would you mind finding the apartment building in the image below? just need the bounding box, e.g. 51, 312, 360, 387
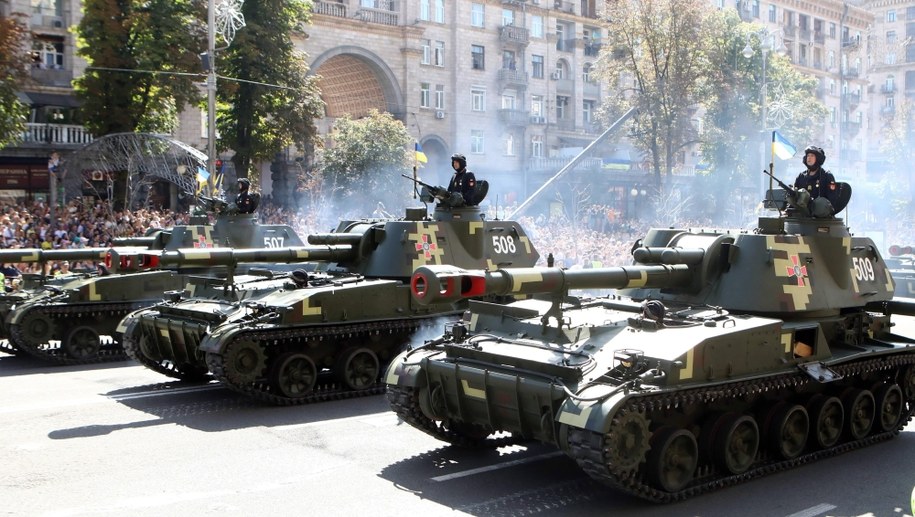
3, 0, 913, 213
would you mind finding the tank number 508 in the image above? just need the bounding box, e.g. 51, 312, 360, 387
852, 256, 875, 282
492, 236, 517, 254
264, 237, 285, 248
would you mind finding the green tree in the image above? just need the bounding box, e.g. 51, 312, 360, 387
0, 12, 30, 148
217, 0, 324, 178
598, 0, 713, 191
318, 109, 412, 207
700, 10, 826, 191
74, 0, 205, 135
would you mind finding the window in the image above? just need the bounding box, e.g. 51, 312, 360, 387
531, 15, 543, 38
829, 23, 836, 39
553, 62, 565, 79
471, 87, 486, 111
887, 51, 897, 65
556, 96, 569, 119
828, 50, 835, 68
751, 0, 759, 18
31, 0, 61, 16
505, 134, 514, 156
435, 85, 444, 109
531, 55, 544, 78
420, 83, 431, 108
887, 96, 896, 108
887, 76, 896, 91
906, 70, 915, 89
501, 94, 516, 110
471, 3, 484, 28
434, 0, 444, 23
531, 96, 543, 118
471, 130, 484, 154
830, 107, 836, 124
583, 62, 593, 83
768, 5, 776, 23
828, 79, 835, 95
32, 39, 63, 69
421, 39, 431, 65
888, 31, 897, 45
502, 50, 516, 70
583, 100, 595, 123
419, 0, 429, 21
531, 135, 543, 158
888, 10, 897, 23
501, 9, 513, 26
471, 45, 485, 70
434, 41, 445, 67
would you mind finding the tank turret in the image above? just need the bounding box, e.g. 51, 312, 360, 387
118, 201, 540, 405
886, 245, 915, 298
2, 197, 307, 366
385, 182, 915, 502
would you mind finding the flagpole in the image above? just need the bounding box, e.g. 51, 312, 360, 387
769, 131, 776, 192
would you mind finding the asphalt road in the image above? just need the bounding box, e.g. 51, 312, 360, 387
1, 351, 914, 517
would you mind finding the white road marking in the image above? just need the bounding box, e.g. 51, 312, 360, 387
785, 503, 838, 517
431, 451, 566, 482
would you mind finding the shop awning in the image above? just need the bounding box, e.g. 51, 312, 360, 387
16, 91, 81, 108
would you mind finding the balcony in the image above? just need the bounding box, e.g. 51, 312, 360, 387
881, 106, 896, 117
844, 67, 859, 78
842, 37, 860, 49
354, 6, 397, 26
30, 14, 66, 30
842, 121, 861, 134
500, 25, 529, 46
528, 157, 602, 172
583, 80, 599, 97
314, 0, 347, 17
798, 28, 812, 42
19, 123, 94, 147
498, 68, 528, 89
497, 109, 530, 127
881, 84, 897, 94
584, 42, 602, 57
814, 32, 825, 45
842, 92, 861, 106
556, 38, 576, 53
30, 67, 73, 88
783, 25, 797, 38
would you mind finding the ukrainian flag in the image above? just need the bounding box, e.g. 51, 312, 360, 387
772, 131, 797, 160
415, 142, 428, 164
196, 166, 210, 194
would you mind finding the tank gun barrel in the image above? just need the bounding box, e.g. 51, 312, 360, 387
411, 264, 693, 304
307, 233, 364, 247
0, 247, 118, 264
139, 245, 355, 269
632, 247, 706, 265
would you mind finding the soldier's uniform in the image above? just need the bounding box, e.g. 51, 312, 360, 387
447, 153, 477, 206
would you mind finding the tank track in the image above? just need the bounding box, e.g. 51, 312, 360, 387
122, 333, 210, 381
8, 303, 140, 365
206, 318, 444, 406
387, 385, 525, 448
566, 354, 915, 503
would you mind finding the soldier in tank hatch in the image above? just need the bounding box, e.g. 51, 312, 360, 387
447, 153, 477, 206
235, 178, 256, 214
794, 145, 838, 208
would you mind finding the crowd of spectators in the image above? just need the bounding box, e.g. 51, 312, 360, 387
0, 196, 913, 287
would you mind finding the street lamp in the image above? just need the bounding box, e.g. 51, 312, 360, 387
742, 29, 786, 194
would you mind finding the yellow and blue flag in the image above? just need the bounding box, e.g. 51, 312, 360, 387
772, 131, 797, 160
196, 166, 210, 194
415, 142, 428, 164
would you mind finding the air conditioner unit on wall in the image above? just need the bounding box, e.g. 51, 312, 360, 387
550, 72, 561, 80
435, 111, 445, 119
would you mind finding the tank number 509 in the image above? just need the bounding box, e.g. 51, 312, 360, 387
264, 237, 285, 248
852, 256, 875, 282
492, 236, 517, 254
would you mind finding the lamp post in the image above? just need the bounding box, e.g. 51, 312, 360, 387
743, 29, 785, 195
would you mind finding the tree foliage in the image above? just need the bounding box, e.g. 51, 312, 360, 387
217, 0, 324, 178
0, 11, 31, 148
318, 109, 412, 207
74, 0, 205, 135
598, 0, 713, 190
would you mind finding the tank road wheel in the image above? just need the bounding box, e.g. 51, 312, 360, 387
334, 347, 380, 391
645, 427, 698, 493
873, 384, 904, 432
63, 326, 101, 360
842, 388, 875, 440
807, 395, 843, 449
900, 366, 915, 405
713, 413, 759, 475
269, 352, 317, 399
18, 310, 56, 346
223, 340, 267, 385
766, 403, 809, 460
606, 409, 652, 474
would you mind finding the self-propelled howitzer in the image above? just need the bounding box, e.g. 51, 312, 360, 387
3, 208, 306, 365
385, 185, 915, 502
118, 204, 540, 405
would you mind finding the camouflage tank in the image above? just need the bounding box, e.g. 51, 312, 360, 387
3, 199, 305, 365
385, 180, 915, 502
118, 194, 540, 405
887, 244, 915, 297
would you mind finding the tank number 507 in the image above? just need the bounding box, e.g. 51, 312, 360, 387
852, 256, 875, 282
491, 236, 517, 254
264, 237, 285, 248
